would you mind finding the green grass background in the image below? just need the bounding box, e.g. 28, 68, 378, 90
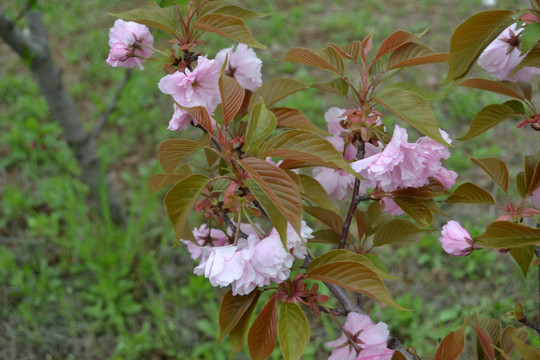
1, 0, 539, 359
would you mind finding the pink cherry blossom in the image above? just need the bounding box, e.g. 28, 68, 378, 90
194, 244, 245, 287
326, 312, 394, 360
439, 220, 476, 256
530, 187, 540, 209
325, 107, 348, 137
478, 23, 540, 82
158, 56, 221, 115
180, 225, 228, 261
313, 167, 356, 201
167, 104, 193, 131
216, 44, 263, 91
106, 19, 154, 70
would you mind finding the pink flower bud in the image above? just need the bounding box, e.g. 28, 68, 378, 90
106, 19, 154, 70
439, 220, 475, 256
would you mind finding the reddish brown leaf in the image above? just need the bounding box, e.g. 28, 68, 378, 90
193, 13, 265, 49
389, 53, 448, 69
476, 221, 540, 248
354, 209, 366, 240
228, 291, 261, 354
148, 172, 190, 193
376, 30, 418, 59
284, 47, 340, 74
392, 351, 408, 360
248, 295, 278, 360
471, 157, 509, 193
434, 319, 467, 360
392, 196, 434, 227
271, 107, 327, 135
219, 290, 260, 341
182, 105, 214, 135
304, 206, 344, 236
475, 325, 496, 360
344, 40, 362, 60
527, 159, 540, 195
159, 139, 208, 173
460, 78, 524, 100
251, 78, 309, 109
446, 182, 495, 205
501, 326, 529, 356
219, 72, 244, 126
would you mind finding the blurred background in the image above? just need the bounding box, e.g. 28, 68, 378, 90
1, 0, 538, 359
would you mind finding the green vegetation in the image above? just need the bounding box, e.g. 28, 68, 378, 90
1, 0, 536, 359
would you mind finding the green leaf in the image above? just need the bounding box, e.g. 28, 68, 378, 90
476, 221, 540, 248
271, 107, 328, 135
312, 77, 350, 97
278, 302, 310, 360
365, 201, 393, 236
434, 319, 467, 360
251, 78, 309, 109
521, 22, 540, 54
524, 154, 540, 195
244, 102, 277, 154
392, 196, 434, 227
148, 171, 191, 193
471, 157, 509, 193
238, 158, 302, 237
260, 130, 360, 178
219, 290, 260, 341
248, 295, 278, 360
503, 99, 526, 114
459, 104, 515, 141
310, 229, 341, 245
164, 174, 211, 240
386, 82, 444, 100
307, 261, 405, 310
229, 290, 261, 355
445, 10, 516, 82
298, 175, 338, 212
527, 157, 540, 195
446, 182, 495, 205
110, 4, 176, 34
510, 245, 534, 277
459, 78, 524, 100
194, 13, 265, 49
512, 333, 540, 359
219, 72, 244, 126
373, 88, 449, 145
373, 219, 426, 247
284, 47, 341, 75
159, 139, 208, 173
517, 171, 527, 198
376, 30, 418, 59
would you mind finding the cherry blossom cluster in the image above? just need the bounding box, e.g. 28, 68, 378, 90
158, 44, 262, 131
326, 312, 394, 360
181, 222, 312, 296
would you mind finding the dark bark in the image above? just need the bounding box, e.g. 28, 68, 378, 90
0, 10, 125, 225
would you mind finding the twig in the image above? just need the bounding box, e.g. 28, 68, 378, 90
519, 317, 540, 337
92, 68, 133, 138
388, 337, 422, 360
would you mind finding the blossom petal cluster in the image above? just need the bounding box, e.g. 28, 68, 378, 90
352, 125, 457, 192
326, 312, 394, 360
439, 220, 475, 256
184, 222, 312, 295
106, 19, 154, 70
216, 44, 263, 91
478, 23, 540, 82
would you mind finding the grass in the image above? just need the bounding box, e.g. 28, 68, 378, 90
1, 0, 538, 359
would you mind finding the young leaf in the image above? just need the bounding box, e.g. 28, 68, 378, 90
219, 290, 260, 341
474, 325, 496, 360
512, 333, 540, 359
248, 295, 278, 360
271, 107, 328, 135
386, 82, 445, 100
446, 182, 495, 205
459, 104, 516, 141
306, 261, 406, 310
110, 4, 176, 34
229, 290, 261, 355
354, 209, 366, 240
219, 72, 244, 126
392, 196, 434, 227
312, 77, 350, 97
373, 219, 426, 247
520, 22, 540, 54
365, 201, 393, 236
238, 157, 302, 235
326, 46, 345, 75
389, 53, 448, 69
298, 175, 338, 212
164, 174, 211, 240
193, 13, 265, 49
148, 172, 191, 193
260, 130, 360, 178
392, 351, 408, 360
376, 30, 418, 59
244, 102, 277, 154
517, 171, 527, 198
373, 88, 449, 145
284, 48, 340, 75
310, 229, 341, 245
471, 157, 509, 193
344, 40, 362, 60
304, 206, 344, 236
501, 326, 529, 356
524, 154, 540, 194
445, 10, 516, 82
459, 78, 524, 100
527, 158, 540, 195
474, 314, 502, 352
434, 318, 467, 360
214, 5, 265, 20
182, 105, 214, 135
476, 221, 540, 248
387, 42, 435, 68
510, 245, 534, 277
278, 302, 310, 360
159, 139, 209, 173
251, 78, 309, 109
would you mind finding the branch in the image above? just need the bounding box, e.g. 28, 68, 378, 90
0, 10, 43, 58
388, 337, 422, 360
92, 68, 133, 138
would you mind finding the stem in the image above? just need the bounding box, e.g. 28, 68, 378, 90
519, 317, 540, 337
